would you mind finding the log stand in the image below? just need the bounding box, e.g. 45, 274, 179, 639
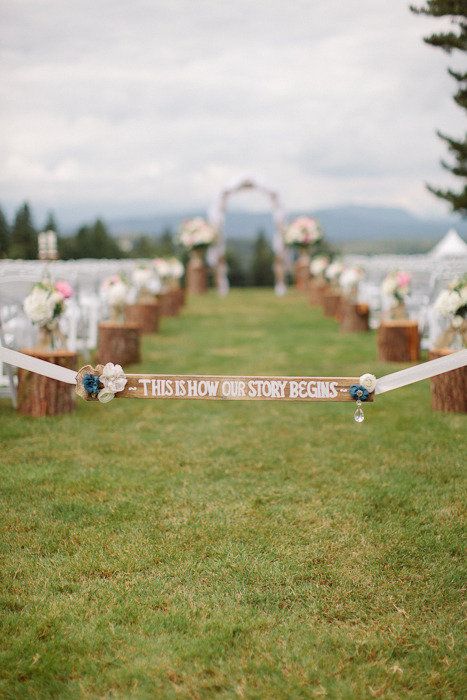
17, 349, 77, 416
125, 301, 160, 334
323, 291, 342, 320
340, 301, 370, 333
377, 320, 420, 362
429, 348, 467, 413
97, 322, 141, 366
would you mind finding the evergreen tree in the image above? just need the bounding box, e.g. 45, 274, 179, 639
250, 230, 274, 287
411, 1, 467, 214
43, 211, 59, 232
225, 248, 247, 287
0, 206, 10, 258
91, 218, 122, 258
158, 228, 175, 256
9, 202, 38, 259
132, 235, 158, 258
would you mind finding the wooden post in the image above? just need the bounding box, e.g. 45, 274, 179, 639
309, 279, 329, 306
186, 249, 207, 294
294, 251, 310, 292
377, 320, 420, 362
97, 322, 141, 366
340, 301, 370, 333
323, 290, 342, 320
125, 301, 160, 334
17, 349, 77, 416
429, 348, 467, 413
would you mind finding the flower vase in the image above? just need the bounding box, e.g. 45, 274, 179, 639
389, 301, 408, 321
294, 247, 310, 292
109, 305, 126, 324
187, 248, 207, 294
36, 324, 65, 351
36, 326, 55, 351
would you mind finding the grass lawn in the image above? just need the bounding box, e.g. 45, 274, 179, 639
1, 289, 465, 699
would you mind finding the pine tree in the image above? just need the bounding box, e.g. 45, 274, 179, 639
0, 206, 10, 257
9, 202, 38, 259
250, 230, 274, 287
91, 218, 122, 258
411, 1, 467, 214
43, 211, 59, 232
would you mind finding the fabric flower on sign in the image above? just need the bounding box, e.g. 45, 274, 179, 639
82, 373, 101, 396
349, 384, 370, 401
97, 388, 116, 404
99, 363, 127, 393
359, 373, 377, 393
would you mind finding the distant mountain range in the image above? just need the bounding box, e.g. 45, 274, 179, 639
109, 205, 467, 244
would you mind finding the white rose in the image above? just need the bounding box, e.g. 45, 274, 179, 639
359, 373, 377, 393
452, 315, 464, 329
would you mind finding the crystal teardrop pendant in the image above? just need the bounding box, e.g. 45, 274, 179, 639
353, 399, 364, 423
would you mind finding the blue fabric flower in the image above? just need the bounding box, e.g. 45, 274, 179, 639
83, 373, 101, 396
349, 384, 369, 401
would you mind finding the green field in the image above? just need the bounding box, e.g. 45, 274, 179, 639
1, 290, 465, 699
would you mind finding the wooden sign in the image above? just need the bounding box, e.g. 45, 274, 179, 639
76, 366, 373, 402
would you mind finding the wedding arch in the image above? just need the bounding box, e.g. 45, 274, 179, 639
207, 175, 287, 296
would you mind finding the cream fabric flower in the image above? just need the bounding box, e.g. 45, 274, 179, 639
97, 388, 116, 404
99, 363, 127, 394
359, 373, 377, 393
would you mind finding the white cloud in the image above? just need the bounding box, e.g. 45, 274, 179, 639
0, 0, 465, 224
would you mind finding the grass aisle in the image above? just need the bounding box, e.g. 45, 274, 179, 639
1, 290, 465, 699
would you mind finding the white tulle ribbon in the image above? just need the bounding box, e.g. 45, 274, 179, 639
0, 345, 77, 384
1, 345, 466, 397
375, 349, 467, 395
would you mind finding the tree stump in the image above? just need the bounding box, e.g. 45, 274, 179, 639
323, 291, 342, 320
97, 322, 141, 366
186, 249, 207, 294
308, 279, 327, 306
377, 320, 420, 362
340, 301, 370, 333
295, 252, 310, 292
125, 301, 160, 334
159, 290, 179, 317
429, 348, 467, 413
17, 349, 77, 417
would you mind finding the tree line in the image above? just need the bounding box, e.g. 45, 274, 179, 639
0, 201, 299, 287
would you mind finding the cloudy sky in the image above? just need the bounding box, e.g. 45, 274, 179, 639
1, 0, 465, 225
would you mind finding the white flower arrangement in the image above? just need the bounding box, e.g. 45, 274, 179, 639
100, 274, 130, 320
132, 265, 161, 296
284, 216, 323, 247
339, 267, 365, 296
100, 274, 129, 307
381, 271, 411, 304
432, 275, 467, 349
434, 276, 467, 319
325, 260, 345, 282
23, 280, 68, 328
310, 255, 330, 277
153, 257, 184, 281
179, 217, 217, 250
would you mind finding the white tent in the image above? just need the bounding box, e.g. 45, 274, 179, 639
429, 228, 467, 258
